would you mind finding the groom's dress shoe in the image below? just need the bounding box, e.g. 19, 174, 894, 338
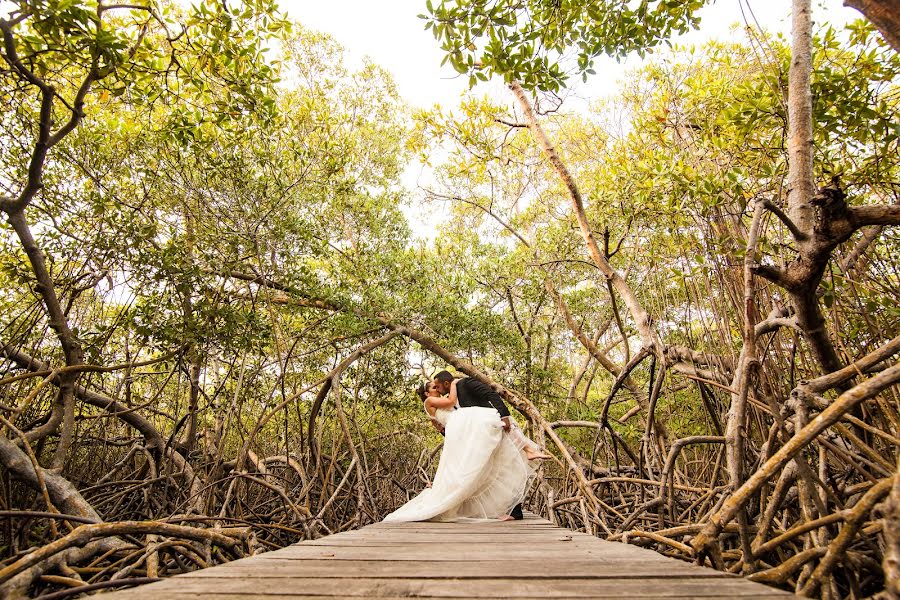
510, 504, 524, 520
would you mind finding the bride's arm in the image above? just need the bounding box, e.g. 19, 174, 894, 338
423, 398, 446, 434
427, 394, 455, 410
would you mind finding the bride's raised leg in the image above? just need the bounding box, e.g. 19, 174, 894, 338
524, 447, 551, 460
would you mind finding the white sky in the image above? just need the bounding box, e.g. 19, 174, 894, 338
279, 0, 862, 110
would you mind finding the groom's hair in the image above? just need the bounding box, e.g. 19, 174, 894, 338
433, 370, 454, 383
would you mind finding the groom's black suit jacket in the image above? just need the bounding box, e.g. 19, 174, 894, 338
454, 377, 510, 418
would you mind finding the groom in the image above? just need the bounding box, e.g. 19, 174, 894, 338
432, 370, 524, 520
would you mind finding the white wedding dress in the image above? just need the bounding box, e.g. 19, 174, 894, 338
383, 405, 532, 522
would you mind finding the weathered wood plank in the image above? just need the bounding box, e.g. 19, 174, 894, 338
263, 547, 667, 562
177, 559, 734, 579
317, 531, 590, 539
101, 595, 790, 600
100, 513, 794, 598
267, 538, 674, 562
325, 529, 569, 536
293, 539, 613, 548
103, 576, 791, 598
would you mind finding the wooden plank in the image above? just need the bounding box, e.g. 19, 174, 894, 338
177, 559, 735, 579
292, 540, 612, 548
326, 529, 568, 535
307, 533, 602, 540
295, 535, 643, 548
275, 538, 671, 558
319, 532, 588, 540
358, 528, 564, 531
104, 576, 791, 598
365, 520, 554, 525
262, 547, 669, 562
103, 595, 790, 600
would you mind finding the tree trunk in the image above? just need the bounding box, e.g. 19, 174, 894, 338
5, 211, 84, 464
508, 81, 659, 353
787, 0, 816, 235
784, 0, 845, 376
186, 352, 202, 455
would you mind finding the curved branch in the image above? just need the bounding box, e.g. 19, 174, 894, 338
691, 360, 900, 557
0, 436, 101, 523
0, 344, 205, 511
657, 436, 726, 521
763, 199, 807, 241
5, 213, 84, 460
804, 333, 900, 395
303, 331, 400, 461
800, 475, 895, 596
750, 263, 789, 288
0, 521, 239, 585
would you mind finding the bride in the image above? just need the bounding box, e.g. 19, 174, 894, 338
383, 380, 533, 522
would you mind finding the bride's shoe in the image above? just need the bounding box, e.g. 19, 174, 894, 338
497, 514, 516, 521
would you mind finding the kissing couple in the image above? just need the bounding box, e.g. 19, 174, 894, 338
383, 370, 550, 523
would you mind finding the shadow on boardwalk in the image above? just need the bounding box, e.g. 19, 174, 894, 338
102, 514, 794, 599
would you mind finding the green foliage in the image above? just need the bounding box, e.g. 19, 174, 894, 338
423, 0, 708, 91
1, 2, 423, 459
411, 19, 899, 442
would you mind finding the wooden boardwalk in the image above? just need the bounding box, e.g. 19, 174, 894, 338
104, 514, 793, 599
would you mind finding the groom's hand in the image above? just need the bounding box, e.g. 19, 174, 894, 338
501, 416, 511, 432
431, 419, 444, 434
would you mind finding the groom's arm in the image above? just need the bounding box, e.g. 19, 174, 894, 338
463, 378, 511, 419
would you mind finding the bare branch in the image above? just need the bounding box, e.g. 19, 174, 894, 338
762, 199, 807, 241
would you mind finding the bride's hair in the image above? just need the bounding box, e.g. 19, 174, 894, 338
415, 383, 428, 401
